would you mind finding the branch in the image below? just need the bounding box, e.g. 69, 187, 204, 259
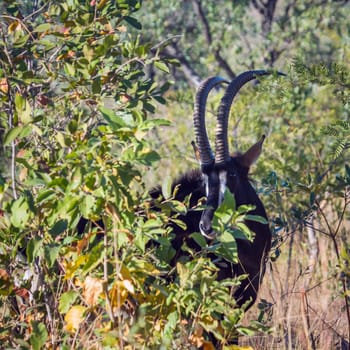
162, 43, 202, 88
191, 0, 212, 44
191, 0, 236, 79
0, 28, 17, 199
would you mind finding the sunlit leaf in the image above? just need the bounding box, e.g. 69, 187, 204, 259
34, 23, 51, 33
83, 276, 104, 307
109, 280, 134, 309
4, 125, 31, 146
65, 305, 87, 333
245, 214, 268, 225
154, 61, 170, 73
161, 176, 173, 200
10, 197, 30, 228
59, 290, 79, 313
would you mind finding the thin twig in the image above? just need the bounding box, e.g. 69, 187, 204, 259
23, 1, 50, 21
114, 57, 145, 75
102, 216, 116, 326
0, 15, 36, 41
150, 34, 183, 52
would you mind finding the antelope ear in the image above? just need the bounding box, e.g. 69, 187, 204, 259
241, 135, 265, 168
191, 140, 201, 162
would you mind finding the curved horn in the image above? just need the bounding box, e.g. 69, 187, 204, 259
215, 70, 285, 166
193, 76, 228, 170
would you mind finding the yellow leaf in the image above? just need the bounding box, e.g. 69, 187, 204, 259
119, 265, 132, 280
109, 280, 134, 310
0, 78, 8, 94
83, 276, 103, 307
223, 346, 254, 350
64, 255, 87, 280
8, 21, 21, 33
97, 0, 108, 9
64, 305, 87, 333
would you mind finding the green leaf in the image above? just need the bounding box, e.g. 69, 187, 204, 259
26, 238, 43, 263
124, 16, 142, 29
82, 242, 104, 274
92, 77, 101, 94
3, 125, 31, 146
236, 222, 254, 241
99, 106, 127, 127
190, 232, 207, 248
59, 290, 79, 313
37, 190, 58, 204
215, 230, 238, 263
64, 63, 75, 76
56, 132, 66, 147
15, 93, 32, 123
163, 310, 178, 341
34, 23, 51, 33
154, 61, 170, 73
245, 214, 268, 225
30, 322, 48, 350
49, 219, 68, 236
140, 118, 171, 130
80, 194, 98, 218
10, 197, 30, 228
136, 150, 160, 165
216, 191, 236, 218
13, 34, 29, 47
44, 244, 60, 267
169, 218, 187, 230
161, 176, 173, 199
169, 200, 187, 214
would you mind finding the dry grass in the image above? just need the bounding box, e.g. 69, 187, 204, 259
240, 231, 349, 350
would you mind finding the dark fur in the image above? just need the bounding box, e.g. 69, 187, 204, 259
150, 158, 271, 309
77, 159, 271, 346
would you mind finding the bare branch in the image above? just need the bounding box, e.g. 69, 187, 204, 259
191, 0, 212, 44
162, 43, 202, 87
191, 0, 236, 79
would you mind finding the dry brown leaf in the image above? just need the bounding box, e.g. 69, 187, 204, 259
202, 341, 216, 350
0, 269, 10, 280
189, 325, 205, 348
83, 276, 103, 307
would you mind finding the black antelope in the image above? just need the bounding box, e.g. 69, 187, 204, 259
149, 70, 283, 344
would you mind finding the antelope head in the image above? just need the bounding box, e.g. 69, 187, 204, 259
193, 70, 281, 239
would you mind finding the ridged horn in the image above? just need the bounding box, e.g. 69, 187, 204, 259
215, 70, 285, 166
193, 76, 228, 170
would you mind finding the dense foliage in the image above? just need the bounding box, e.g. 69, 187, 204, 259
0, 0, 349, 349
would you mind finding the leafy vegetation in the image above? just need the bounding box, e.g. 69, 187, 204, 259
0, 0, 349, 349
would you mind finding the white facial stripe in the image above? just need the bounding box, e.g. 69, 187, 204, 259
219, 170, 227, 204
203, 174, 209, 197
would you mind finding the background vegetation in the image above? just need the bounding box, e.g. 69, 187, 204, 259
0, 0, 349, 349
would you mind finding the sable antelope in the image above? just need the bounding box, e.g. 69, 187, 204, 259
150, 70, 281, 315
